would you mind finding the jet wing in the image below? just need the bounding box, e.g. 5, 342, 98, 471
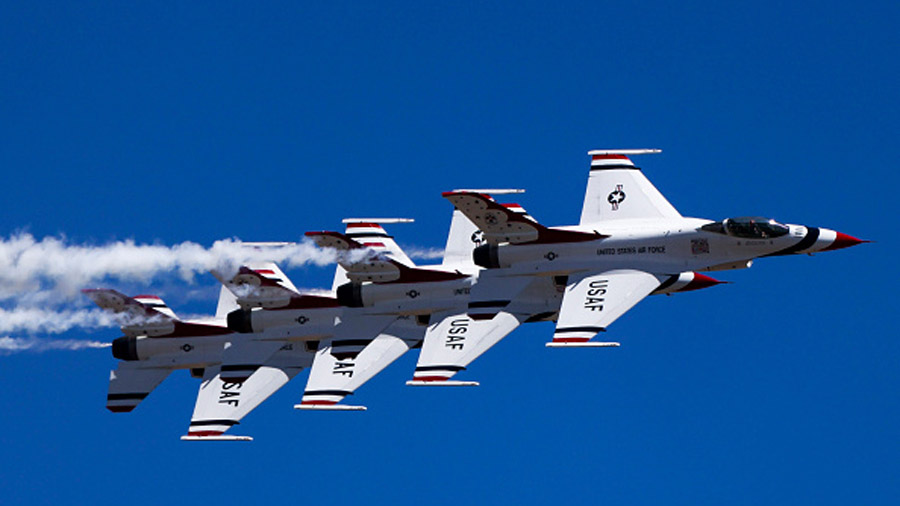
106, 363, 172, 413
550, 269, 664, 345
409, 311, 524, 385
297, 318, 424, 409
579, 150, 681, 224
183, 363, 307, 441
408, 271, 561, 384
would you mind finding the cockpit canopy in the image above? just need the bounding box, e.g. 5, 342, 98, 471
700, 216, 790, 239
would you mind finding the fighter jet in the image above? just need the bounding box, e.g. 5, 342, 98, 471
84, 284, 316, 441
293, 217, 483, 407
305, 202, 725, 392
442, 149, 866, 348
212, 257, 406, 411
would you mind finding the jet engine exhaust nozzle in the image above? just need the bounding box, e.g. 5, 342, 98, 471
473, 244, 500, 269
336, 282, 364, 308
111, 336, 139, 361
226, 309, 254, 334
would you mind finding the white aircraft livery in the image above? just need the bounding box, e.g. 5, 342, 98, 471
443, 149, 865, 347
87, 149, 866, 439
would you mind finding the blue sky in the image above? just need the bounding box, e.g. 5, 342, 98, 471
0, 1, 897, 505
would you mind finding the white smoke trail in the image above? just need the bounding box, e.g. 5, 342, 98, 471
0, 307, 119, 335
0, 233, 442, 353
0, 336, 110, 354
403, 247, 445, 261
0, 233, 337, 303
0, 234, 339, 352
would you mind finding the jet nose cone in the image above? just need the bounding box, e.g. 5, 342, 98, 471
681, 272, 727, 292
821, 232, 868, 252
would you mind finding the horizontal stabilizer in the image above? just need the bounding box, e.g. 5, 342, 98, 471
307, 226, 419, 276
180, 435, 253, 442
546, 341, 621, 348
213, 265, 302, 309
83, 289, 176, 320
294, 404, 367, 411
405, 380, 480, 387
443, 191, 602, 245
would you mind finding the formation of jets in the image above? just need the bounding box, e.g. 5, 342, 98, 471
86, 149, 866, 441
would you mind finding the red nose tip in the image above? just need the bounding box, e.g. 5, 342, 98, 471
680, 272, 726, 292
822, 232, 868, 252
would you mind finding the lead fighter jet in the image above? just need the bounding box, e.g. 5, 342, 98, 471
307, 200, 724, 390
444, 149, 866, 348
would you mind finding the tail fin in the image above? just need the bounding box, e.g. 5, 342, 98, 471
331, 264, 350, 294
441, 201, 538, 267
580, 149, 680, 224
442, 208, 481, 267
309, 220, 430, 284
243, 262, 301, 293
211, 264, 301, 310
443, 189, 525, 264
342, 219, 415, 267
214, 285, 239, 320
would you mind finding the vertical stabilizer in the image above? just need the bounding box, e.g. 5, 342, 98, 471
442, 189, 524, 267
442, 209, 481, 267
331, 264, 350, 294
214, 285, 239, 320
342, 219, 415, 267
579, 149, 680, 224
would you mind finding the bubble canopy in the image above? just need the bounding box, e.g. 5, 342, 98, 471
700, 217, 790, 239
